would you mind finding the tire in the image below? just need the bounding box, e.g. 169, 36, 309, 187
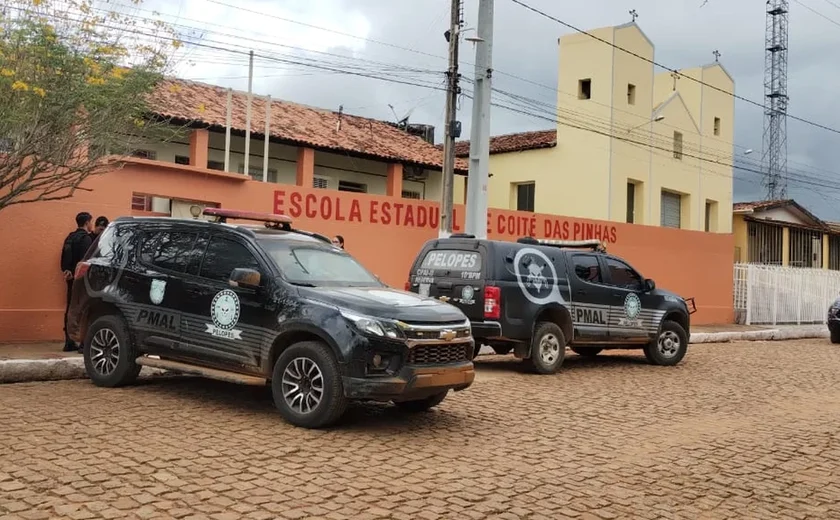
83, 314, 141, 387
271, 341, 347, 429
571, 347, 602, 357
491, 345, 513, 356
395, 391, 448, 412
831, 327, 840, 344
644, 320, 689, 366
524, 322, 566, 374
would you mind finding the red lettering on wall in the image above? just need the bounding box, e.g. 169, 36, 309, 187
349, 200, 362, 222
271, 189, 617, 241
289, 192, 302, 218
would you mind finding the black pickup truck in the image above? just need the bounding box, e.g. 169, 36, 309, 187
406, 235, 695, 374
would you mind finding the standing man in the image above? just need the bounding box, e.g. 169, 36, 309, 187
60, 212, 93, 352
90, 216, 109, 241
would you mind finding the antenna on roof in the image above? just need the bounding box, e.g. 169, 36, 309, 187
336, 105, 343, 132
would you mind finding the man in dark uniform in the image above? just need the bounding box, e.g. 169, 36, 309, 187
90, 216, 109, 241
60, 212, 93, 352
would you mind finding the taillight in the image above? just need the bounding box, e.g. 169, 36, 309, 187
74, 261, 90, 280
405, 281, 411, 291
484, 286, 500, 319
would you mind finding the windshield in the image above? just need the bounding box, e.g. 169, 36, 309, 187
260, 241, 381, 287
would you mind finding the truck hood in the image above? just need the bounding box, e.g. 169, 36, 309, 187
301, 286, 467, 323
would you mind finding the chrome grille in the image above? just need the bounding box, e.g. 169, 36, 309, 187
408, 344, 471, 365
403, 328, 471, 341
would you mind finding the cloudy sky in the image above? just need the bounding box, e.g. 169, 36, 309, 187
132, 0, 840, 219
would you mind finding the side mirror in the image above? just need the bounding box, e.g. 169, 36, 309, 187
229, 268, 261, 289
644, 278, 656, 292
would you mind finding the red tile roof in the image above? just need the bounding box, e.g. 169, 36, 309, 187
149, 78, 468, 172
451, 129, 557, 157
732, 199, 793, 212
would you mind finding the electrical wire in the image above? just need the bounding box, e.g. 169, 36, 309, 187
507, 0, 840, 137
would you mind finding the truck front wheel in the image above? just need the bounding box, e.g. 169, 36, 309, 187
644, 320, 688, 366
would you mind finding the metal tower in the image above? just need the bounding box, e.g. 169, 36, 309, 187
761, 0, 790, 200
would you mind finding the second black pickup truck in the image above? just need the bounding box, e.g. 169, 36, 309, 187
406, 235, 695, 374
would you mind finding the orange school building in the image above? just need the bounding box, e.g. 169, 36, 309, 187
0, 159, 734, 342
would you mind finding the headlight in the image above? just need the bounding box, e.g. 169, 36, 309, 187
340, 309, 404, 339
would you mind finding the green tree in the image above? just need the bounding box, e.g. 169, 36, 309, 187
0, 0, 182, 210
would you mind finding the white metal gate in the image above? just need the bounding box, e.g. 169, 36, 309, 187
733, 263, 840, 324
661, 191, 681, 228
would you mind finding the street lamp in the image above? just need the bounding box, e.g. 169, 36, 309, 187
627, 115, 665, 132
744, 149, 754, 155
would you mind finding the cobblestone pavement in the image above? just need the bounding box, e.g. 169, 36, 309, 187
2, 339, 840, 520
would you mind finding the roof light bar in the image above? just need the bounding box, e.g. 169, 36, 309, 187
203, 208, 293, 230
537, 238, 606, 252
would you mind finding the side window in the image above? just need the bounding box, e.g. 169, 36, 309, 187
605, 258, 643, 291
88, 225, 134, 265
139, 231, 197, 273
199, 236, 261, 283
572, 255, 602, 284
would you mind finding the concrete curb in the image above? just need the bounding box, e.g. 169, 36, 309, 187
689, 327, 829, 344
0, 357, 167, 384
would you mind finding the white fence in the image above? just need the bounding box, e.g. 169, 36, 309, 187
734, 263, 840, 325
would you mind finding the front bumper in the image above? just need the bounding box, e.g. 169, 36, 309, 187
343, 361, 475, 401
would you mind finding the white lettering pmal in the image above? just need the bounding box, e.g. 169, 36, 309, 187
206, 289, 243, 340
513, 248, 565, 306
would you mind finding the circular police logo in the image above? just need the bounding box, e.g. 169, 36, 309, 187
461, 285, 474, 302
513, 247, 565, 306
211, 289, 240, 330
624, 293, 641, 320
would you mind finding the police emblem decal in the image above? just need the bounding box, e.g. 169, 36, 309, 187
149, 279, 166, 305
618, 293, 643, 328
205, 289, 243, 340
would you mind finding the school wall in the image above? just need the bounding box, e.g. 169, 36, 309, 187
0, 160, 734, 342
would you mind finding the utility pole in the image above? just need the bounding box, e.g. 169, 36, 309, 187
762, 0, 789, 200
439, 0, 462, 237
244, 50, 254, 177
464, 0, 494, 238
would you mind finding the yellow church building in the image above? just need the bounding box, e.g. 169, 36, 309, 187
454, 22, 735, 233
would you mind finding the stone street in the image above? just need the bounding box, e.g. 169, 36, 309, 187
2, 339, 840, 519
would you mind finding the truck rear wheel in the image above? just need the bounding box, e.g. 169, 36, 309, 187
83, 314, 140, 388
644, 320, 688, 366
525, 322, 566, 374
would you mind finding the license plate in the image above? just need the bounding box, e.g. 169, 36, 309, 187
419, 283, 430, 297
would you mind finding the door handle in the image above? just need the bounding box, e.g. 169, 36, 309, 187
575, 289, 587, 295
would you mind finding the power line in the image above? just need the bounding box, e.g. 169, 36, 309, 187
507, 0, 840, 137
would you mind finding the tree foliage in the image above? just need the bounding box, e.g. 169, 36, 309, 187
0, 0, 182, 210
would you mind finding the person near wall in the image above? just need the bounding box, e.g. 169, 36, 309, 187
60, 212, 93, 352
90, 216, 109, 241
332, 235, 345, 249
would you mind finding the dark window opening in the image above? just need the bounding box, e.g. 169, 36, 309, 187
673, 131, 683, 160
578, 79, 592, 100
516, 183, 535, 212
713, 117, 721, 136
175, 155, 189, 165
207, 160, 225, 171
338, 180, 367, 193
626, 182, 636, 223
627, 84, 636, 105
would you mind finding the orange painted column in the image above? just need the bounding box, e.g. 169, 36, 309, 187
296, 147, 315, 187
189, 128, 209, 169
386, 163, 403, 197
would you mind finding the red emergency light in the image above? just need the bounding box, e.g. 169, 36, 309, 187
203, 208, 293, 229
